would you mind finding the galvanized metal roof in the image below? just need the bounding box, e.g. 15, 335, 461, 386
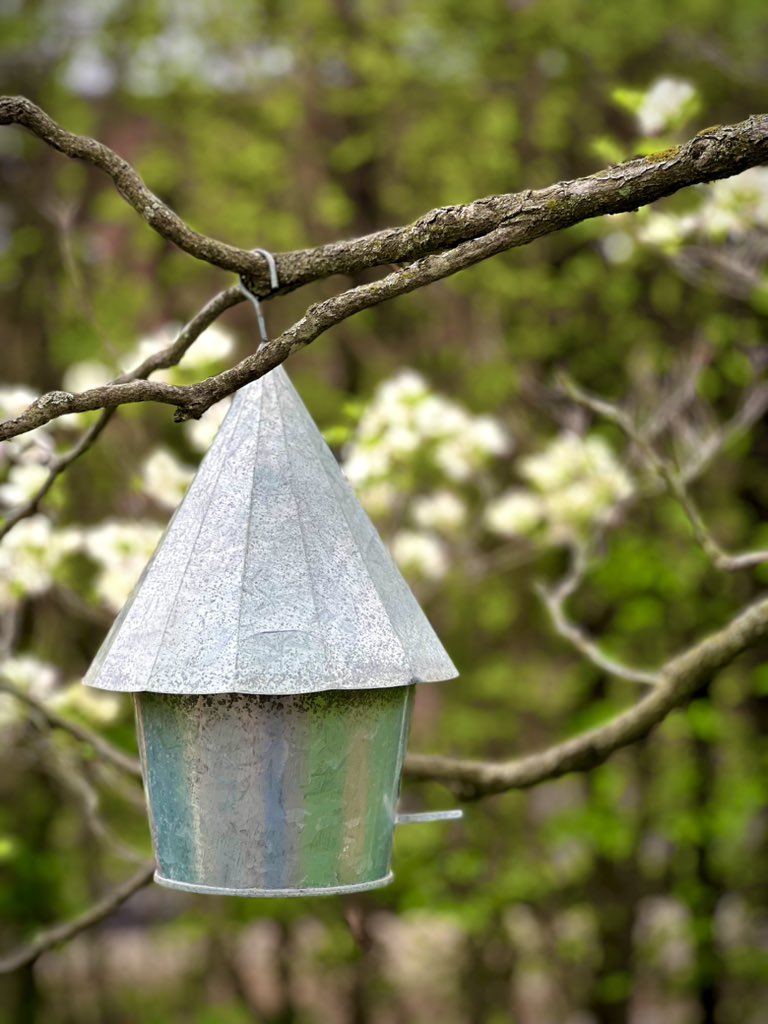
85, 365, 458, 695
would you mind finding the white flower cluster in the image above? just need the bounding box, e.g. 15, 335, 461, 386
141, 449, 195, 509
0, 654, 58, 728
0, 329, 239, 730
0, 463, 49, 506
81, 520, 163, 612
636, 77, 697, 136
124, 321, 235, 381
694, 166, 768, 239
341, 370, 509, 580
50, 682, 122, 725
636, 166, 768, 251
343, 370, 509, 493
0, 515, 80, 608
0, 385, 58, 471
183, 396, 232, 453
0, 653, 121, 729
485, 433, 632, 543
391, 530, 450, 581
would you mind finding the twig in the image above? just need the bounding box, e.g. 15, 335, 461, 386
560, 375, 768, 571
534, 546, 660, 686
0, 862, 155, 973
0, 678, 141, 778
0, 287, 242, 538
404, 594, 768, 798
0, 411, 113, 540
680, 381, 768, 481
49, 749, 146, 864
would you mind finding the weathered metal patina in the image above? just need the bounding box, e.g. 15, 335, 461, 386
85, 365, 459, 897
136, 687, 415, 896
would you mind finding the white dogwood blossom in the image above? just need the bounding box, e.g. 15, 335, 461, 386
484, 490, 543, 537
411, 490, 467, 534
183, 397, 233, 453
695, 166, 768, 238
51, 683, 122, 725
634, 163, 768, 253
636, 212, 697, 250
62, 360, 112, 394
486, 434, 632, 543
0, 655, 59, 728
0, 385, 39, 421
0, 516, 80, 607
181, 323, 235, 368
341, 369, 510, 505
81, 520, 162, 612
126, 322, 235, 380
0, 463, 49, 507
356, 481, 398, 517
141, 448, 195, 509
636, 78, 696, 135
391, 530, 449, 580
466, 415, 509, 456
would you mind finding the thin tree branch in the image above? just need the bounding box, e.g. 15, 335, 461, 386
560, 375, 768, 571
0, 678, 142, 778
0, 287, 242, 536
0, 410, 113, 540
534, 545, 661, 686
1, 97, 767, 294
404, 595, 768, 798
0, 862, 154, 973
48, 749, 147, 864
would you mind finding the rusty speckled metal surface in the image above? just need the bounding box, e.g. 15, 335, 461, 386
84, 365, 457, 696
135, 686, 415, 895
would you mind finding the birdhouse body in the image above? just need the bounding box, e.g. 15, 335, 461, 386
85, 366, 457, 897
136, 686, 414, 895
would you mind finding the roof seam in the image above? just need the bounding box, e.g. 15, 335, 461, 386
235, 380, 265, 685
275, 372, 323, 641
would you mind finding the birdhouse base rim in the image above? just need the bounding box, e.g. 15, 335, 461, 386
153, 870, 395, 898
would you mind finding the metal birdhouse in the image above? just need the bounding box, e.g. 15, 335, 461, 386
84, 365, 459, 897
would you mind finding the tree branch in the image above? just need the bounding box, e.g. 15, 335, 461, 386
404, 595, 768, 798
2, 96, 767, 295
0, 862, 154, 973
0, 678, 142, 778
0, 286, 242, 532
534, 545, 661, 686
560, 374, 768, 571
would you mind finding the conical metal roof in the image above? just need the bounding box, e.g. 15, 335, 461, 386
85, 366, 457, 695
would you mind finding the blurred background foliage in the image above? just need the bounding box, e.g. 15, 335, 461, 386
1, 1, 768, 1022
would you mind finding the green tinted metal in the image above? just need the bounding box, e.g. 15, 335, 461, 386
135, 686, 414, 896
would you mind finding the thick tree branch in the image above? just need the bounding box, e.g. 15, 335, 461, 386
1, 96, 767, 296
404, 595, 768, 798
1, 106, 767, 440
0, 862, 154, 973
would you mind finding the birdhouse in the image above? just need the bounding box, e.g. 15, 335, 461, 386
84, 366, 459, 897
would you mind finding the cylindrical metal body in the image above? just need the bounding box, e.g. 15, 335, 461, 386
134, 685, 414, 897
